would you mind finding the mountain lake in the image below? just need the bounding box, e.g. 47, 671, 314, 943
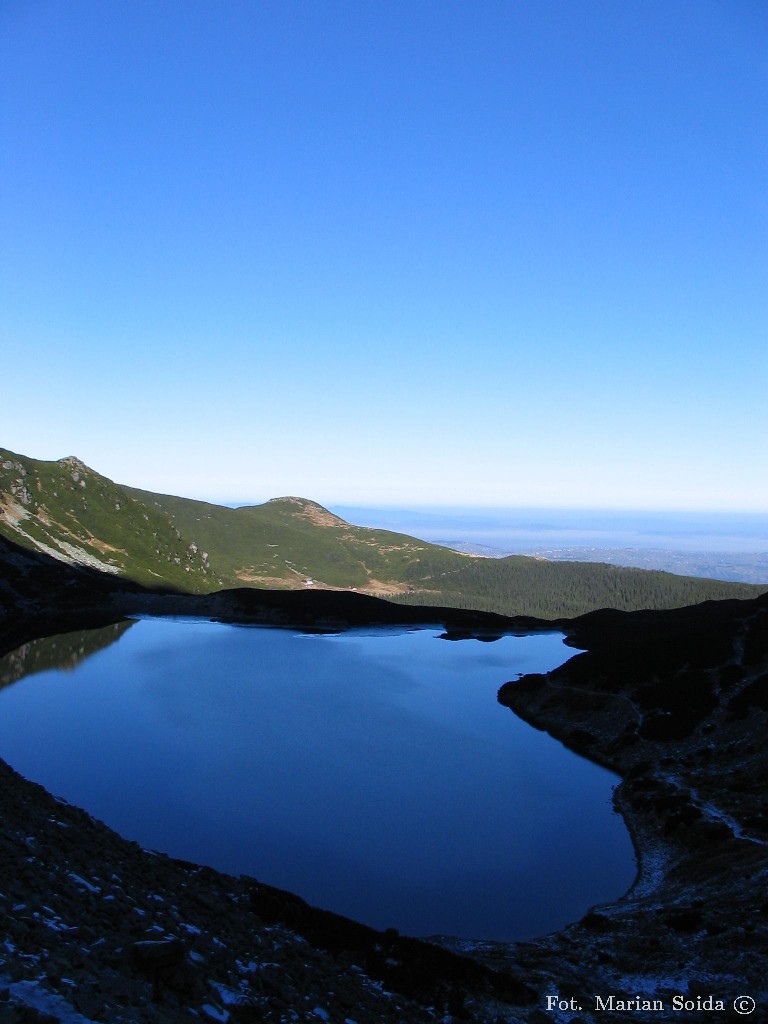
0, 618, 635, 942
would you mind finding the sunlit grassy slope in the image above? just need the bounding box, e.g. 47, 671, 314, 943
2, 447, 765, 616
125, 487, 460, 590
0, 448, 211, 589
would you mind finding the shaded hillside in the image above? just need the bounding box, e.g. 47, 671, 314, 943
0, 532, 540, 654
391, 553, 764, 618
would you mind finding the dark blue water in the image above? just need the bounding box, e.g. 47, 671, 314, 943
0, 619, 635, 941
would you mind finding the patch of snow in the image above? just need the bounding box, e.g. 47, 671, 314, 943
312, 1009, 330, 1021
7, 978, 100, 1024
210, 980, 245, 1006
236, 959, 280, 972
689, 786, 768, 847
660, 772, 768, 848
43, 912, 72, 933
627, 841, 669, 899
614, 973, 691, 997
201, 1003, 229, 1022
67, 872, 101, 893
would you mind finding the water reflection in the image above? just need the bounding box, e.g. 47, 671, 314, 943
0, 621, 134, 691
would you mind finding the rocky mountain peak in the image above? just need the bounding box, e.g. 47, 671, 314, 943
266, 496, 349, 528
58, 456, 90, 472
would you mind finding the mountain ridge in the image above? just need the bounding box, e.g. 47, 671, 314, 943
0, 447, 211, 588
2, 446, 765, 618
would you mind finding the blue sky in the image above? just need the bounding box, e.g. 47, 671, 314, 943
1, 1, 766, 509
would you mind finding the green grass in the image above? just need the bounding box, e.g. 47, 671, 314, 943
0, 448, 213, 591
3, 446, 766, 617
125, 489, 462, 589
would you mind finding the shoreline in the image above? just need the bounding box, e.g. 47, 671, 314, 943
1, 537, 767, 1021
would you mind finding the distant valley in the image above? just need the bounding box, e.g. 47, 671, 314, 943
332, 505, 768, 584
510, 546, 768, 585
2, 446, 765, 619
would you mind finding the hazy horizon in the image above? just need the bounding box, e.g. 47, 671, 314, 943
326, 504, 768, 583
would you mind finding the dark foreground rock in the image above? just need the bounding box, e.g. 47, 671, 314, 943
1, 536, 767, 1022
488, 594, 768, 1021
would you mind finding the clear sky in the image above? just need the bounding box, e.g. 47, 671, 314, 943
1, 1, 766, 509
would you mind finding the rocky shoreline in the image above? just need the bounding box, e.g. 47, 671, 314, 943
1, 536, 767, 1022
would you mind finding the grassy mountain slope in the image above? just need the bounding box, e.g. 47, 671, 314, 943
0, 448, 212, 590
125, 487, 463, 590
127, 485, 766, 616
2, 447, 765, 616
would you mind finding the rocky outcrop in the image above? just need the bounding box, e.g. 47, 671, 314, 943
486, 595, 768, 1020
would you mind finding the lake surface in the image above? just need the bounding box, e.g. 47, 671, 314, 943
0, 619, 635, 941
